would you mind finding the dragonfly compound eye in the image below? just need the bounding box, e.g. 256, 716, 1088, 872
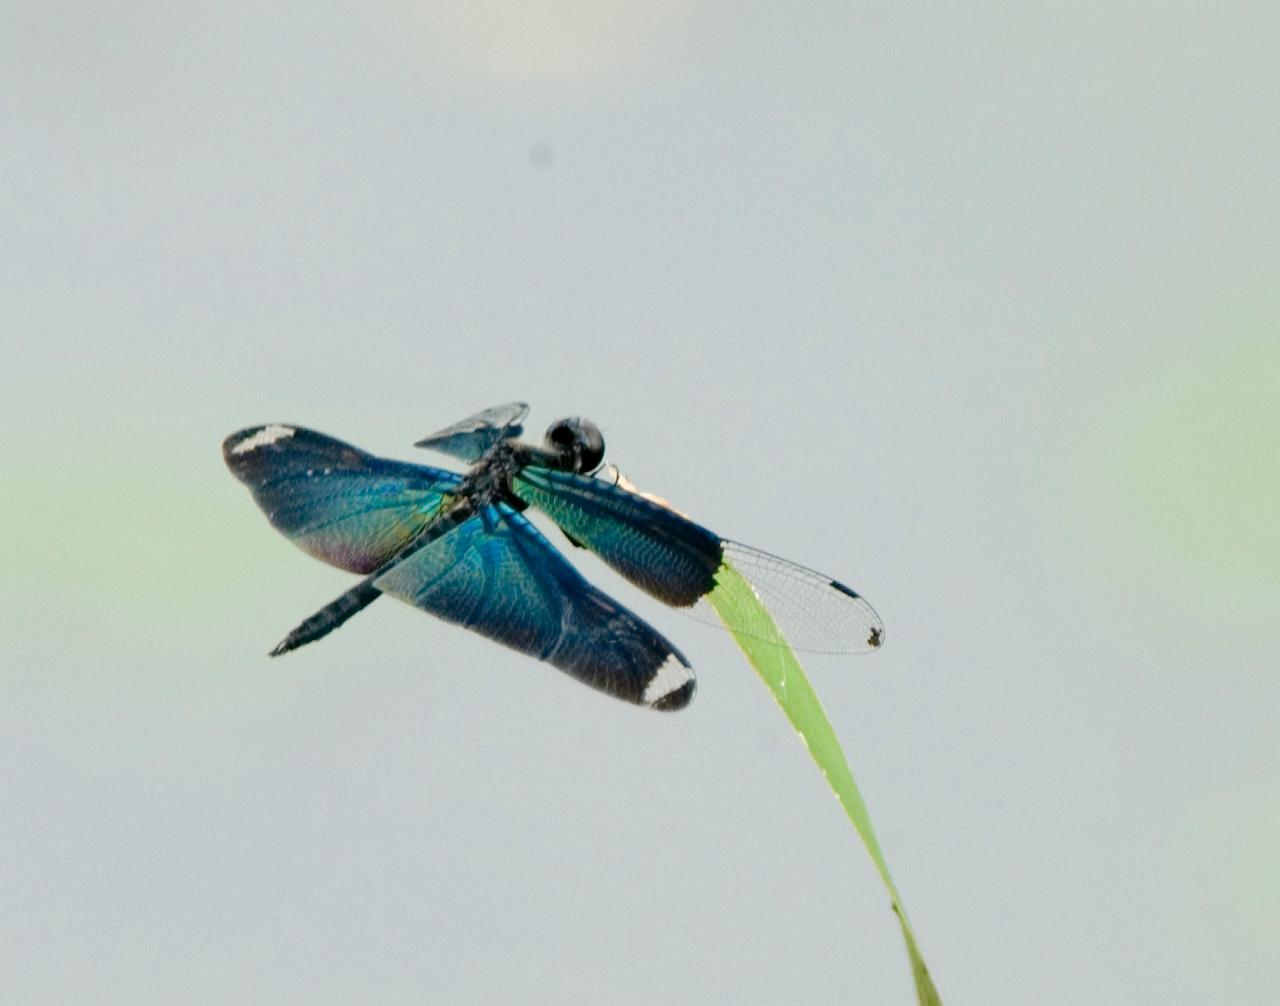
546, 417, 605, 473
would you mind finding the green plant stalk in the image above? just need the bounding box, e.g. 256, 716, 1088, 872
708, 561, 941, 1006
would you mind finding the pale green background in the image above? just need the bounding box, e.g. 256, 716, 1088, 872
3, 4, 1277, 1003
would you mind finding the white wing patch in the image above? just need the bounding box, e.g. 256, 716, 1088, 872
230, 424, 296, 455
642, 653, 695, 707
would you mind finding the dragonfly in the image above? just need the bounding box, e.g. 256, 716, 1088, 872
222, 403, 882, 711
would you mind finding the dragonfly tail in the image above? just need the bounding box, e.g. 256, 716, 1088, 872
269, 579, 383, 656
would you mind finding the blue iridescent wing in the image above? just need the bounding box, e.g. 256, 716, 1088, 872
512, 467, 722, 605
413, 402, 528, 463
512, 468, 885, 654
373, 503, 696, 710
223, 424, 462, 574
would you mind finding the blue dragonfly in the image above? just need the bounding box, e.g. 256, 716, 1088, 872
222, 403, 882, 711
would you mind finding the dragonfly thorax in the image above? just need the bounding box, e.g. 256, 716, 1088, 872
453, 418, 604, 510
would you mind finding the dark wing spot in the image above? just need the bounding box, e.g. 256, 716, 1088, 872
828, 578, 861, 600
868, 626, 883, 648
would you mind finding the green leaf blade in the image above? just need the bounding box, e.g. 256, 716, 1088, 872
708, 560, 941, 1006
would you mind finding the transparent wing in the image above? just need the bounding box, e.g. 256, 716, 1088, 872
512, 467, 883, 654
413, 402, 529, 462
373, 503, 696, 710
691, 540, 884, 654
223, 424, 462, 574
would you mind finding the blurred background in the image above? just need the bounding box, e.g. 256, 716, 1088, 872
3, 3, 1277, 1003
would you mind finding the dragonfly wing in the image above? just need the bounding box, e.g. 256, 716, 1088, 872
373, 503, 696, 710
709, 540, 884, 653
512, 468, 884, 653
512, 467, 723, 606
413, 401, 529, 462
223, 424, 462, 574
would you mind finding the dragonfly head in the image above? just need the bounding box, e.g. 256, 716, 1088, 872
544, 417, 605, 474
